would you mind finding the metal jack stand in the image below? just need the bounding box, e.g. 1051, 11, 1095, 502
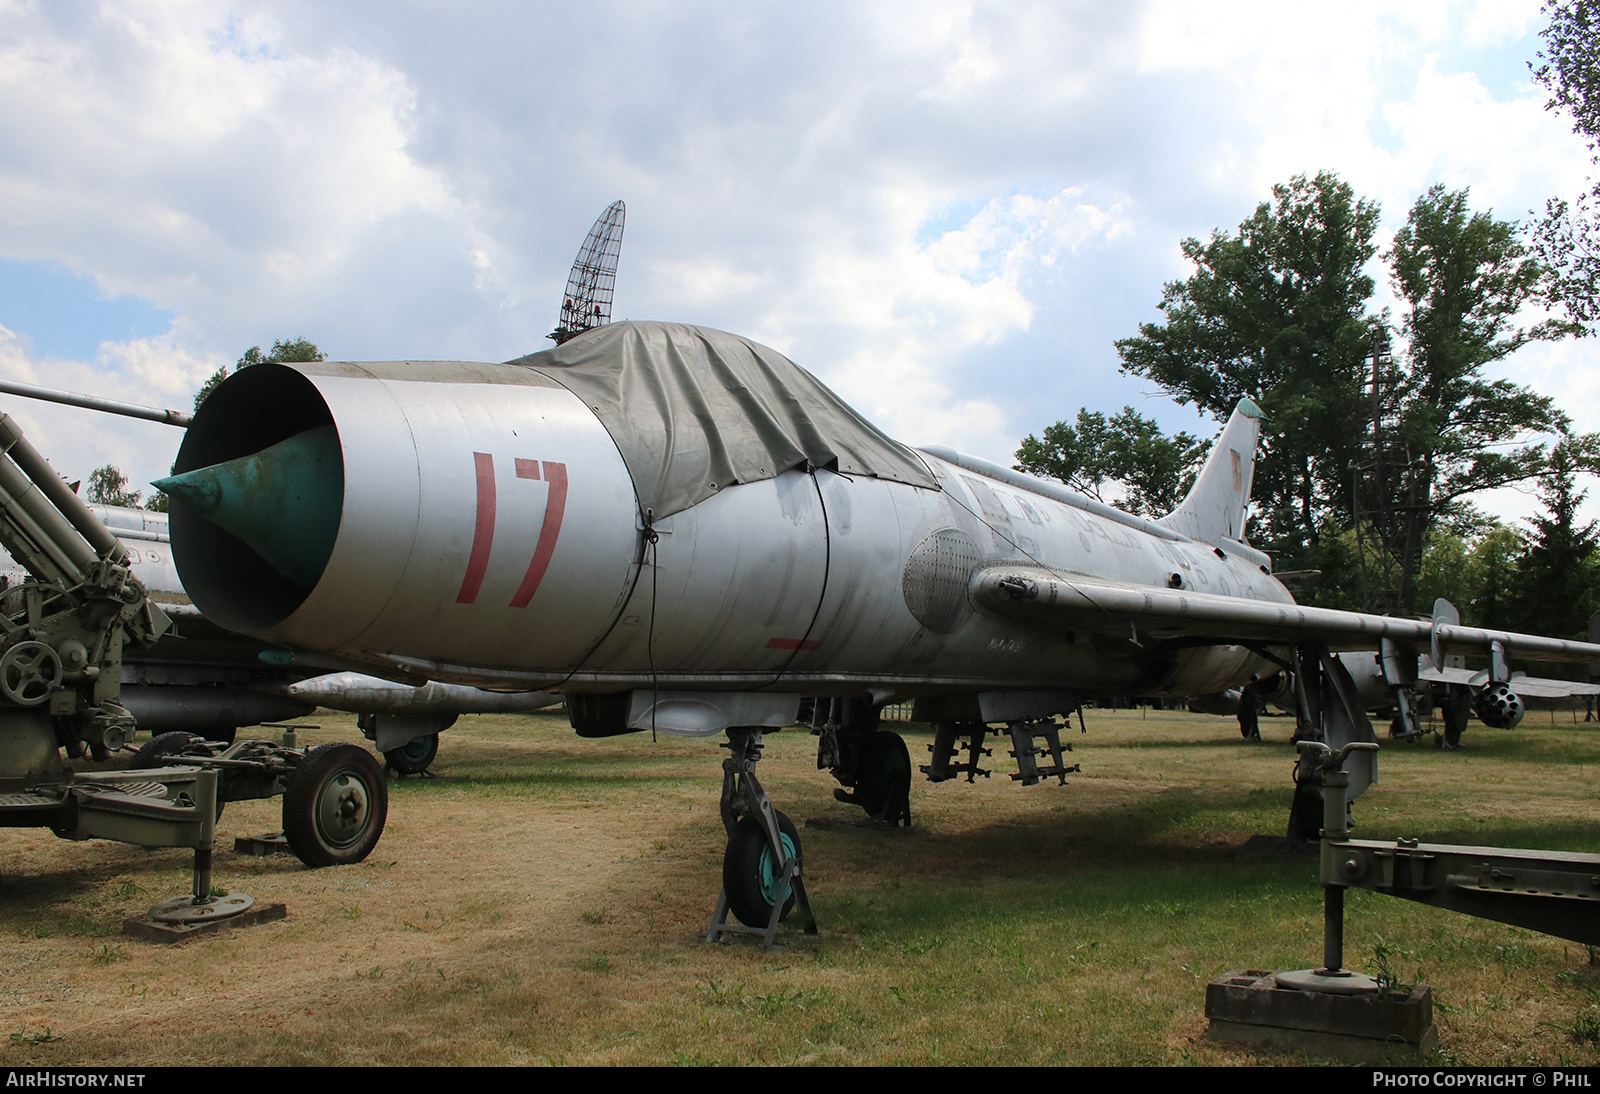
706, 728, 817, 948
1209, 734, 1600, 1058
1213, 736, 1600, 1055
1281, 741, 1385, 995
1207, 741, 1436, 1061
122, 768, 286, 942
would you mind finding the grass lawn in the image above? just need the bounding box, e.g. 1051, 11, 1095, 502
1, 706, 1596, 1066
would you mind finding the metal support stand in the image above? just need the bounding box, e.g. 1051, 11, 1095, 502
706, 728, 816, 948
1213, 736, 1600, 1058
1275, 742, 1382, 995
1208, 742, 1432, 1060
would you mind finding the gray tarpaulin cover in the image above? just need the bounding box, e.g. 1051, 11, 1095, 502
510, 321, 938, 519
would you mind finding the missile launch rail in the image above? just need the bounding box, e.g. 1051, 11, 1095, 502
0, 412, 386, 923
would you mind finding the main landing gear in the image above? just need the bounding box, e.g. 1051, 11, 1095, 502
817, 699, 913, 827
706, 727, 817, 947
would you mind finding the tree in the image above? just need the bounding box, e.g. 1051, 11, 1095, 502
1014, 406, 1208, 516
1117, 174, 1581, 611
1504, 436, 1600, 640
194, 337, 324, 411
1467, 524, 1526, 632
85, 464, 142, 508
1115, 172, 1381, 564
1532, 0, 1600, 331
1386, 185, 1579, 529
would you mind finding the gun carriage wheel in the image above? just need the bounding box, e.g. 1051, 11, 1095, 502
282, 743, 388, 867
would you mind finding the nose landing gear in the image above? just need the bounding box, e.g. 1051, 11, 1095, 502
706, 727, 817, 948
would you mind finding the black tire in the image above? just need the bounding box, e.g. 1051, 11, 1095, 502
131, 731, 202, 769
853, 730, 911, 819
1441, 686, 1471, 748
384, 733, 439, 775
130, 732, 225, 819
722, 810, 802, 927
282, 744, 387, 867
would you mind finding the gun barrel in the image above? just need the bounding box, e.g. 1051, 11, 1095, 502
0, 378, 191, 428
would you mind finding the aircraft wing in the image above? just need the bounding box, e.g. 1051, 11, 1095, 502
1417, 663, 1600, 698
971, 566, 1600, 665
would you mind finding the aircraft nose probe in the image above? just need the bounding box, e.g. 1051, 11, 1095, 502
153, 423, 343, 589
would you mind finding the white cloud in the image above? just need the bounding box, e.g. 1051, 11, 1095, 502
0, 0, 461, 338
0, 0, 1592, 525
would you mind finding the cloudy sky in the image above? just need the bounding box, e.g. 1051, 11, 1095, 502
0, 0, 1593, 526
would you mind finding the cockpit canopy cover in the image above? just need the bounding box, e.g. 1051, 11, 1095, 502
512, 321, 938, 520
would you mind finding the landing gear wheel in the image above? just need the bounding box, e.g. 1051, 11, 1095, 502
722, 810, 802, 927
283, 744, 387, 867
851, 730, 911, 824
384, 733, 439, 775
0, 641, 61, 706
1441, 686, 1471, 749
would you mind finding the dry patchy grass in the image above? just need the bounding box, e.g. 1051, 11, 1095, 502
0, 709, 1596, 1066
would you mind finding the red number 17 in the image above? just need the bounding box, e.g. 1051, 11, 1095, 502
455, 453, 568, 607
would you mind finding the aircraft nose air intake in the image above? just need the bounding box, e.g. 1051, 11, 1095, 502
155, 424, 342, 589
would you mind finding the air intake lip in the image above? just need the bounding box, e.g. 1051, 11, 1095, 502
164, 364, 342, 633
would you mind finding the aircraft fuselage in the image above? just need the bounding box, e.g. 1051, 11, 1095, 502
167, 357, 1286, 709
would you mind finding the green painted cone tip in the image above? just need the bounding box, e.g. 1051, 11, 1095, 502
1236, 397, 1263, 419
160, 425, 344, 588
152, 472, 220, 511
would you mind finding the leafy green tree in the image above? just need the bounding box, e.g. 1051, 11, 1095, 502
1412, 531, 1476, 614
194, 337, 324, 411
1294, 525, 1368, 612
1014, 406, 1208, 516
1117, 174, 1581, 610
1115, 172, 1380, 564
1532, 0, 1600, 331
1467, 524, 1526, 631
85, 464, 142, 508
1504, 436, 1600, 640
1387, 185, 1579, 531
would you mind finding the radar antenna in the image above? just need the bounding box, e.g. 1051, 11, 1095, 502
549, 200, 625, 345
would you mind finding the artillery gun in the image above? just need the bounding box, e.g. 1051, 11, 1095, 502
0, 412, 385, 927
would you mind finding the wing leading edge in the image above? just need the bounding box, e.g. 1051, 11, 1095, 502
971, 566, 1600, 665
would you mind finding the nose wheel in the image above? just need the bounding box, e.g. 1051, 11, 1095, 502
706, 728, 816, 947
722, 809, 803, 927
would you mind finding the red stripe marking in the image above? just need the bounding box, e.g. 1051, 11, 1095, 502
456, 452, 497, 604
766, 637, 821, 651
509, 460, 568, 608
515, 458, 541, 480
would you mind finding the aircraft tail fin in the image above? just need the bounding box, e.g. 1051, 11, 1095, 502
1157, 398, 1262, 547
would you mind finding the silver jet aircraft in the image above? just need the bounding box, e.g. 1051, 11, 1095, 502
155, 321, 1600, 930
